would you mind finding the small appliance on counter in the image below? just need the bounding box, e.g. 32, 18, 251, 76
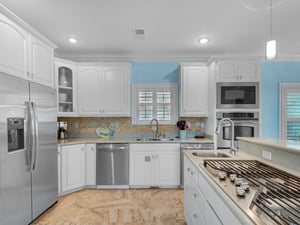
57, 121, 68, 139
58, 127, 68, 139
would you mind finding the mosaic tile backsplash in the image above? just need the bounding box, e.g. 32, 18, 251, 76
58, 117, 207, 139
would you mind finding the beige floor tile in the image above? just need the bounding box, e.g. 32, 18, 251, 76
31, 189, 186, 225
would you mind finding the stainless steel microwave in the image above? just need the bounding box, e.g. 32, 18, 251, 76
216, 82, 259, 109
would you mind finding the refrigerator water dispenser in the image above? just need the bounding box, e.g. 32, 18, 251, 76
7, 118, 24, 152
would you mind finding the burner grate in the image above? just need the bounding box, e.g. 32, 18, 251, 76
204, 159, 300, 225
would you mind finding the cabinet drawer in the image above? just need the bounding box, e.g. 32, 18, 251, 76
190, 179, 205, 213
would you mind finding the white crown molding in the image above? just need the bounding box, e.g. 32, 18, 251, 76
54, 53, 211, 63
0, 4, 57, 48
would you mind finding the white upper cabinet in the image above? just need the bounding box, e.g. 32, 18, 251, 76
180, 66, 208, 117
77, 65, 130, 116
0, 13, 55, 88
102, 66, 130, 115
0, 13, 28, 79
29, 35, 54, 88
216, 59, 260, 82
55, 60, 77, 115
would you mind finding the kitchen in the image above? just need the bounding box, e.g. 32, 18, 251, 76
0, 1, 300, 225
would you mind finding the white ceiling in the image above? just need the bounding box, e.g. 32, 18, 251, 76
0, 0, 299, 62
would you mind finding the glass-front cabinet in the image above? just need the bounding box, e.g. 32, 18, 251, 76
55, 60, 77, 115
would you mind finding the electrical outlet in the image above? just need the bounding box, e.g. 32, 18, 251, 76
262, 150, 272, 160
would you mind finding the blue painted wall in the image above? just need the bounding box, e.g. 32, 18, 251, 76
131, 62, 179, 83
261, 62, 300, 138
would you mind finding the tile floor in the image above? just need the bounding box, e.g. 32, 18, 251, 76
31, 189, 187, 225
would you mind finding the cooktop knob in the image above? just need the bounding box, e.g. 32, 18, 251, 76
218, 171, 226, 180
241, 181, 249, 192
230, 174, 237, 182
235, 177, 243, 186
236, 186, 246, 197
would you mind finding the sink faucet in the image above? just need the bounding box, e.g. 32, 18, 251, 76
149, 119, 160, 139
216, 118, 237, 155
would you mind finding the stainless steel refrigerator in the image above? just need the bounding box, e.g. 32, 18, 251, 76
0, 73, 58, 224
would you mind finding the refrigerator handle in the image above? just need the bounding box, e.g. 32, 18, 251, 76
25, 101, 31, 170
31, 102, 39, 171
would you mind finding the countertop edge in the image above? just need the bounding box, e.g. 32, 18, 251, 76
58, 137, 214, 146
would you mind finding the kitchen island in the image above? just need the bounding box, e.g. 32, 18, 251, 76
184, 137, 300, 225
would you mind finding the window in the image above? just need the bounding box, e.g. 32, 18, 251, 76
280, 83, 300, 140
132, 84, 178, 125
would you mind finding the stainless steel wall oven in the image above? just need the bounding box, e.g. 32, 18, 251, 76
216, 112, 259, 149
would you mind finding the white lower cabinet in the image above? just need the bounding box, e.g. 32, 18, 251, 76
61, 144, 85, 193
130, 143, 180, 187
85, 144, 96, 186
184, 155, 240, 225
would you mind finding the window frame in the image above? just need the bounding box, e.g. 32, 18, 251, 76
132, 83, 178, 125
279, 83, 300, 140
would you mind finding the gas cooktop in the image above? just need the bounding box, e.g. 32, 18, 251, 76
203, 159, 300, 225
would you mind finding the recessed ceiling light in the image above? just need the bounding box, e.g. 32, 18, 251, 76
197, 38, 209, 45
67, 37, 78, 44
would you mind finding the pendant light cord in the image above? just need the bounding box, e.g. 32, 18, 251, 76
270, 0, 273, 40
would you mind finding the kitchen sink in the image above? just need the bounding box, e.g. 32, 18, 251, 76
135, 137, 175, 142
192, 152, 231, 158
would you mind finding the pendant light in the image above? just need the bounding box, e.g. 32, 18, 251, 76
266, 0, 277, 60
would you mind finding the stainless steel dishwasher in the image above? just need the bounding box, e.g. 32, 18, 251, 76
96, 143, 129, 187
180, 142, 214, 187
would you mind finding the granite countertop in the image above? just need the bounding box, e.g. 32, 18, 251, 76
238, 137, 300, 155
58, 137, 214, 145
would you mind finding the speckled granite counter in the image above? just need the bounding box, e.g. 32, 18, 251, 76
238, 137, 300, 155
58, 137, 213, 145
238, 137, 300, 173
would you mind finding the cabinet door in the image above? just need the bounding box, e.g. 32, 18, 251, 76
216, 60, 238, 81
77, 67, 101, 114
56, 61, 77, 115
61, 144, 85, 192
29, 35, 54, 88
239, 60, 260, 81
205, 202, 223, 225
156, 150, 180, 186
85, 144, 96, 186
180, 66, 208, 116
0, 14, 28, 79
102, 66, 130, 116
129, 150, 154, 186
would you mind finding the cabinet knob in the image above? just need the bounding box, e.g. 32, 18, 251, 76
193, 193, 197, 198
187, 168, 190, 171
193, 214, 197, 218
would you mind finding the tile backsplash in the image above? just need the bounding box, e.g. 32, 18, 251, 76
58, 117, 206, 138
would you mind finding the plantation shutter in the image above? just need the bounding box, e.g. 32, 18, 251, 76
133, 84, 177, 125
280, 83, 300, 140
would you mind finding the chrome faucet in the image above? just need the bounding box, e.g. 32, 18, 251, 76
216, 118, 237, 155
149, 119, 160, 139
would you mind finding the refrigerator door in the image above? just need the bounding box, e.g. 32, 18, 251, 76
30, 82, 58, 220
0, 74, 32, 225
